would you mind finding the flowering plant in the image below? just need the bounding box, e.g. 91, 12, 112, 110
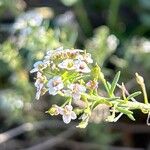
31, 47, 150, 128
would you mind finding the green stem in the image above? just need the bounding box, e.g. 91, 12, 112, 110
83, 93, 150, 113
142, 85, 148, 104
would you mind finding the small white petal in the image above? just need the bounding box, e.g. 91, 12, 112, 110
49, 88, 57, 95
58, 107, 64, 115
73, 93, 81, 100
62, 90, 72, 97
63, 115, 71, 124
30, 68, 38, 73
56, 46, 63, 51
36, 91, 41, 100
54, 83, 64, 90
65, 105, 73, 111
75, 60, 91, 73
47, 79, 53, 87
58, 59, 76, 70
47, 76, 64, 96
79, 85, 86, 92
34, 61, 43, 67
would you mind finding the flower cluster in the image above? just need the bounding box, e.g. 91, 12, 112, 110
31, 47, 98, 125
31, 47, 150, 128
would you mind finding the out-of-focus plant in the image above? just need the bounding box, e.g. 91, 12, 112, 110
61, 0, 92, 36
61, 0, 79, 6
0, 41, 22, 72
12, 9, 78, 69
87, 123, 119, 150
0, 41, 34, 123
139, 0, 150, 27
124, 37, 150, 70
0, 89, 25, 123
54, 11, 78, 48
31, 47, 150, 128
85, 26, 119, 66
0, 0, 26, 19
0, 8, 80, 125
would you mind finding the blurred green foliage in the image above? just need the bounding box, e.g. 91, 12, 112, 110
0, 0, 25, 19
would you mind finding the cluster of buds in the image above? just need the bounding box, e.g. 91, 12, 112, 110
31, 47, 150, 128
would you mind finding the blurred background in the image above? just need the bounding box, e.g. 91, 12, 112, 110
0, 0, 150, 149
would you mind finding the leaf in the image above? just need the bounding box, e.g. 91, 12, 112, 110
110, 71, 121, 95
116, 107, 133, 115
127, 91, 142, 100
106, 81, 111, 91
127, 114, 135, 121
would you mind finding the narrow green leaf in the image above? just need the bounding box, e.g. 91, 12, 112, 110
106, 81, 111, 91
110, 71, 121, 95
127, 91, 142, 100
117, 107, 133, 115
127, 114, 135, 121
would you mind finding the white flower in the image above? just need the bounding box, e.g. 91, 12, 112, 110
75, 60, 91, 73
77, 53, 93, 64
60, 105, 77, 124
35, 72, 46, 100
58, 59, 76, 70
30, 61, 47, 73
68, 83, 86, 100
47, 76, 64, 95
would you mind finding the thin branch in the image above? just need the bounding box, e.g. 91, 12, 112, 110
24, 126, 77, 150
24, 136, 144, 150
0, 120, 75, 144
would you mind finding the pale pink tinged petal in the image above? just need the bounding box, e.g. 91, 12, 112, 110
58, 107, 64, 115
73, 93, 81, 100
65, 105, 73, 111
63, 114, 71, 124
82, 67, 91, 73
71, 112, 77, 120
